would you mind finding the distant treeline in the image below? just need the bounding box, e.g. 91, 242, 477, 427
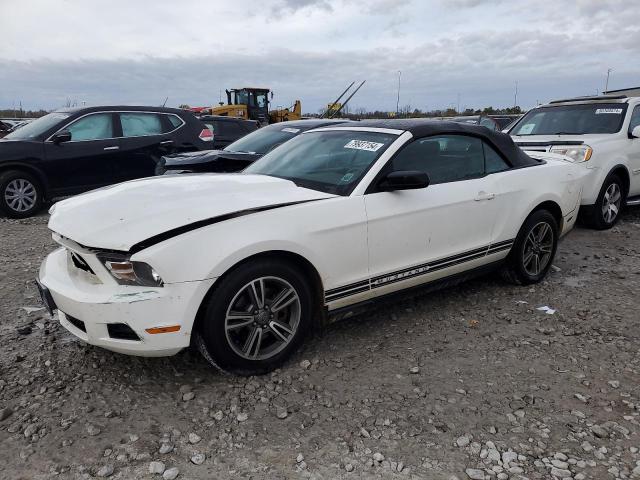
0, 109, 49, 119
1, 105, 524, 121
311, 105, 524, 119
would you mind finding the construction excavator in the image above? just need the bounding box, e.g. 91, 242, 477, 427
208, 88, 300, 125
204, 81, 365, 125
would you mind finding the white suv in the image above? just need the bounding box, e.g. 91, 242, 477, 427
509, 94, 640, 229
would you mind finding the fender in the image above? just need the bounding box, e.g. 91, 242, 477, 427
605, 163, 631, 192
0, 160, 51, 195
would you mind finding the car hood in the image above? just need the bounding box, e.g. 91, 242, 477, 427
48, 174, 335, 252
511, 134, 608, 146
163, 149, 261, 166
0, 139, 42, 159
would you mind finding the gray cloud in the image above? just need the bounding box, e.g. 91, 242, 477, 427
271, 0, 333, 15
1, 0, 639, 112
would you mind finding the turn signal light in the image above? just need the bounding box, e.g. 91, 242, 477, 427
145, 325, 181, 334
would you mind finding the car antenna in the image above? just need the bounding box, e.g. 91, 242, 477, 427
329, 81, 366, 118
322, 82, 355, 118
162, 97, 168, 107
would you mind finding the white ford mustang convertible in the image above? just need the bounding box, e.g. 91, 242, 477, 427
38, 120, 586, 374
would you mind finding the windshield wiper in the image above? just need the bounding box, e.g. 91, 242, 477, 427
552, 132, 583, 135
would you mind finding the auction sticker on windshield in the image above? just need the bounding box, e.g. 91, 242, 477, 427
344, 140, 385, 152
595, 108, 623, 114
282, 127, 300, 133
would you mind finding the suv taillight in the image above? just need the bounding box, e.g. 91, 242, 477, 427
199, 128, 214, 142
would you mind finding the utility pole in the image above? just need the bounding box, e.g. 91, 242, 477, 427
605, 68, 612, 93
457, 93, 460, 114
514, 81, 518, 108
396, 70, 401, 117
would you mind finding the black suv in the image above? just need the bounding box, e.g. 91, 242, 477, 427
198, 115, 259, 149
0, 106, 211, 218
159, 119, 351, 175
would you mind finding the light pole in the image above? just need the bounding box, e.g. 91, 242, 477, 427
605, 68, 612, 93
396, 70, 401, 117
514, 81, 518, 109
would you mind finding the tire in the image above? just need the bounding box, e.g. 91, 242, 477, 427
0, 170, 44, 218
501, 209, 559, 285
582, 173, 624, 230
196, 259, 314, 375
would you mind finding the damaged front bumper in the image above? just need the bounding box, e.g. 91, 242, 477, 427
38, 247, 215, 357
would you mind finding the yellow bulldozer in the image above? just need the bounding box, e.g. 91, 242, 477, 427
205, 82, 365, 125
210, 87, 301, 125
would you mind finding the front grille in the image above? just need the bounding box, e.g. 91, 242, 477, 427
107, 323, 140, 341
66, 315, 86, 332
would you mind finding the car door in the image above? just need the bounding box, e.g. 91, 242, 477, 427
364, 134, 503, 298
626, 104, 640, 196
43, 112, 121, 193
113, 112, 177, 182
216, 120, 247, 148
212, 120, 231, 149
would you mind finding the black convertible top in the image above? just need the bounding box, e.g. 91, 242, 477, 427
340, 119, 540, 168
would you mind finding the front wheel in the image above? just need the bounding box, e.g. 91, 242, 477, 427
582, 174, 624, 230
0, 170, 44, 218
196, 259, 313, 375
502, 210, 559, 285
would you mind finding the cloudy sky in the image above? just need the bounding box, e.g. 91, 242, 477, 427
1, 0, 639, 113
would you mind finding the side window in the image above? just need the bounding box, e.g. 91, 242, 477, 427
166, 114, 183, 129
391, 135, 484, 184
120, 113, 164, 137
483, 142, 510, 173
67, 113, 114, 141
629, 105, 640, 133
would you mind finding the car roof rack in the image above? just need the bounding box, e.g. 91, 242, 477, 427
549, 94, 627, 104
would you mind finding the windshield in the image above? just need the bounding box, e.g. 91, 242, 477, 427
511, 103, 628, 135
4, 112, 70, 140
244, 130, 397, 195
450, 116, 479, 124
225, 125, 301, 154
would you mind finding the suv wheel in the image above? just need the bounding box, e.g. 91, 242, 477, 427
0, 170, 44, 218
502, 209, 558, 285
196, 259, 313, 375
583, 173, 624, 230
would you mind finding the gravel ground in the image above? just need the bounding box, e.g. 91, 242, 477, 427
1, 208, 640, 480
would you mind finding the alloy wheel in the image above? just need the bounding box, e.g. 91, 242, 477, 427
4, 178, 37, 213
602, 182, 622, 224
522, 221, 554, 276
224, 276, 301, 361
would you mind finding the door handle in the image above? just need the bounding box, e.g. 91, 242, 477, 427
475, 192, 495, 201
103, 146, 119, 151
160, 140, 174, 146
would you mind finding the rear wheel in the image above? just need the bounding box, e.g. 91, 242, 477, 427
502, 209, 558, 285
0, 170, 43, 218
196, 259, 313, 375
583, 173, 624, 230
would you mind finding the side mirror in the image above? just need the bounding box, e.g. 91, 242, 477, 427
378, 170, 429, 192
52, 130, 72, 144
631, 125, 640, 139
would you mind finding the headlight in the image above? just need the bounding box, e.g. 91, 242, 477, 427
549, 145, 593, 162
96, 253, 163, 287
